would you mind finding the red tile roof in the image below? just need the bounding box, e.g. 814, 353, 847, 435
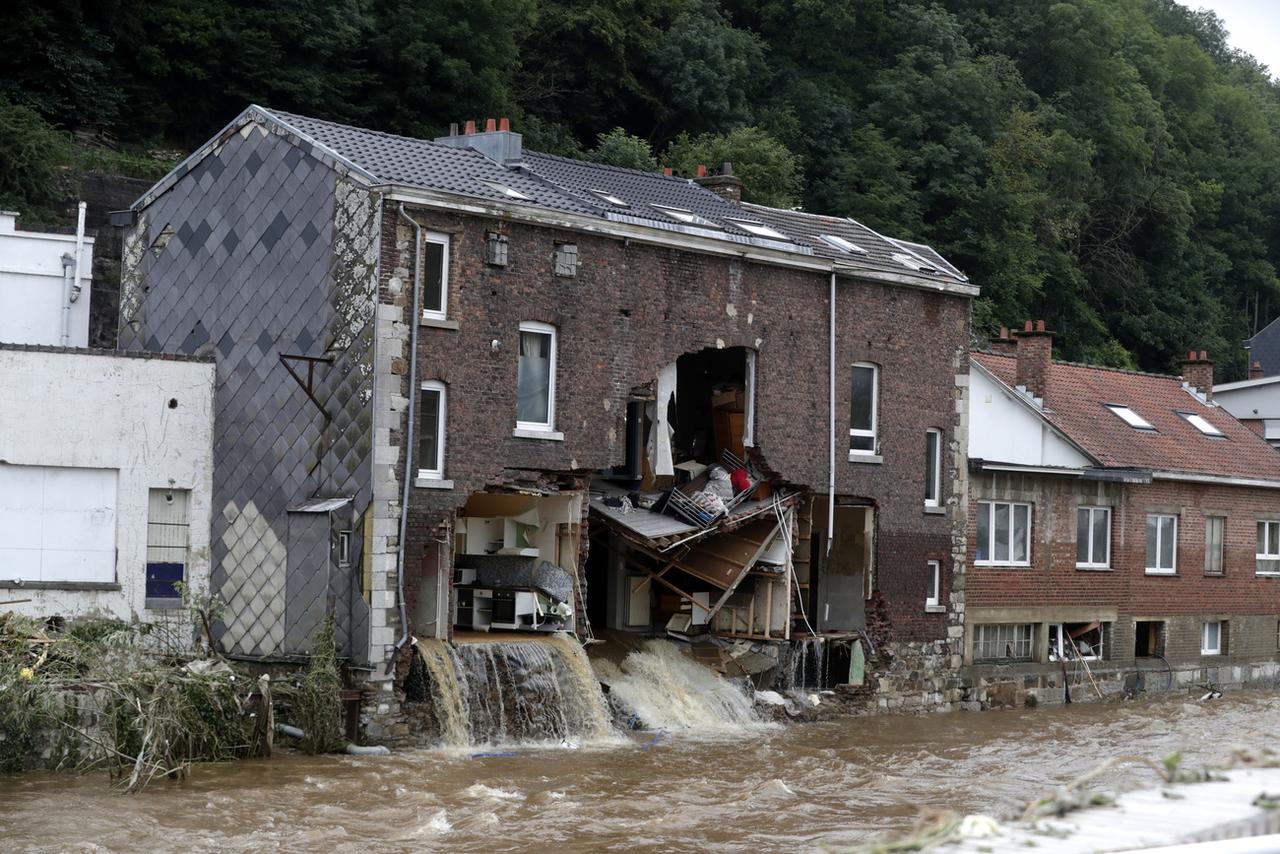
973, 352, 1280, 481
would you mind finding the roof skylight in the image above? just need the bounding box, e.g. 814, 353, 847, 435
589, 189, 629, 207
651, 204, 718, 228
728, 219, 788, 240
819, 234, 867, 254
1178, 411, 1225, 437
1105, 404, 1156, 431
479, 180, 532, 200
892, 252, 938, 273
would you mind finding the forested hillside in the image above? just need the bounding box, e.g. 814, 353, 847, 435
4, 0, 1278, 378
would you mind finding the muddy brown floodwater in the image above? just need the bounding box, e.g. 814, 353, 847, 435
2, 691, 1277, 853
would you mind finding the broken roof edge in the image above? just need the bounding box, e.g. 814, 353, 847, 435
130, 105, 381, 213
590, 490, 800, 554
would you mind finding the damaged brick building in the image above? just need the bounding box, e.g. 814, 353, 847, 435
118, 106, 976, 722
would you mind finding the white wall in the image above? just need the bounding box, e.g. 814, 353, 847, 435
0, 348, 214, 628
1215, 381, 1280, 421
969, 365, 1091, 468
0, 211, 94, 346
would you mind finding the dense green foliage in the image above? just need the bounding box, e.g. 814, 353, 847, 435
5, 0, 1280, 377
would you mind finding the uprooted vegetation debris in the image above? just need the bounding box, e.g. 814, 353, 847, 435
0, 610, 353, 791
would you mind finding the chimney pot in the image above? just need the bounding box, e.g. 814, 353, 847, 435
663, 167, 673, 176
1251, 361, 1265, 380
721, 162, 733, 176
1189, 350, 1197, 361
696, 164, 707, 177
449, 122, 458, 136
1024, 320, 1033, 332
499, 117, 510, 132
464, 120, 476, 135
990, 325, 1017, 356
485, 118, 496, 132
1035, 319, 1046, 332
1199, 350, 1208, 361
999, 325, 1009, 338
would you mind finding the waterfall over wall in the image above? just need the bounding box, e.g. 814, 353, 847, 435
416, 634, 611, 746
788, 636, 826, 691
593, 639, 761, 733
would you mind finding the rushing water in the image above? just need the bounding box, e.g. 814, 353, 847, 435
3, 690, 1278, 853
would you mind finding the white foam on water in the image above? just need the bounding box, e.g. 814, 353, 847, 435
462, 783, 525, 802
597, 639, 766, 734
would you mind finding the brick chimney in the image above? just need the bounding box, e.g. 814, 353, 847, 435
435, 117, 522, 164
1182, 350, 1214, 400
693, 162, 743, 204
1014, 320, 1054, 398
989, 325, 1016, 355
1250, 360, 1265, 380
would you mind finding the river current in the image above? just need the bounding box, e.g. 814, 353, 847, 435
2, 690, 1276, 852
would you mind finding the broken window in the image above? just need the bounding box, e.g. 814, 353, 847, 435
974, 623, 1033, 662
516, 321, 556, 432
1135, 620, 1165, 657
1049, 622, 1104, 661
1145, 513, 1177, 574
849, 363, 878, 456
1257, 520, 1280, 575
1205, 515, 1225, 575
422, 231, 449, 319
924, 429, 942, 507
418, 380, 446, 479
975, 501, 1031, 566
1076, 506, 1110, 568
146, 488, 190, 607
484, 231, 508, 266
554, 243, 578, 277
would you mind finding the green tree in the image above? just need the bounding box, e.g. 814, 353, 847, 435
587, 127, 659, 171
665, 126, 801, 207
0, 98, 69, 221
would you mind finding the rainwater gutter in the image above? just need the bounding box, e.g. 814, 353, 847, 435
828, 269, 836, 555
392, 204, 423, 650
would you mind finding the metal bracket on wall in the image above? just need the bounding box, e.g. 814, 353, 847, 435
279, 353, 334, 421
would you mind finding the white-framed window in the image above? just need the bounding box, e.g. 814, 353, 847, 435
1145, 513, 1178, 574
516, 321, 556, 431
1076, 506, 1111, 568
925, 560, 941, 609
849, 363, 879, 455
418, 380, 446, 479
1201, 620, 1223, 656
478, 179, 532, 200
975, 500, 1032, 566
1257, 521, 1280, 575
1050, 623, 1103, 662
974, 623, 1034, 661
337, 531, 352, 567
1178, 411, 1225, 437
819, 234, 867, 254
924, 429, 942, 507
422, 231, 450, 319
1205, 515, 1225, 575
650, 204, 719, 227
728, 219, 789, 240
146, 488, 190, 605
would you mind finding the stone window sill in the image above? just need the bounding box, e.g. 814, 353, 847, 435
974, 562, 1032, 569
146, 598, 185, 610
1255, 571, 1280, 578
924, 505, 946, 515
0, 580, 121, 591
415, 477, 455, 490
420, 317, 459, 330
513, 428, 565, 441
848, 453, 883, 464
1144, 570, 1177, 576
1076, 565, 1113, 572
924, 604, 946, 614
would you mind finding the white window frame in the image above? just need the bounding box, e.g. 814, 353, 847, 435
1178, 411, 1225, 437
925, 560, 941, 610
515, 321, 557, 433
974, 623, 1034, 662
848, 362, 879, 457
1257, 520, 1280, 576
650, 204, 719, 228
1145, 513, 1178, 574
819, 234, 867, 254
1205, 515, 1226, 575
337, 531, 352, 567
1050, 623, 1103, 662
1105, 403, 1156, 431
479, 179, 532, 200
1076, 506, 1111, 569
1201, 620, 1222, 656
924, 428, 942, 507
974, 500, 1033, 567
421, 231, 450, 320
728, 219, 789, 240
418, 380, 447, 479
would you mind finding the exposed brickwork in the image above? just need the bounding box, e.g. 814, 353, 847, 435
1013, 322, 1052, 397
1182, 351, 1214, 400
378, 201, 971, 647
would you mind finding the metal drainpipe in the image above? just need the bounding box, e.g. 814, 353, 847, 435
59, 253, 75, 345
393, 205, 423, 650
61, 202, 87, 345
828, 270, 836, 556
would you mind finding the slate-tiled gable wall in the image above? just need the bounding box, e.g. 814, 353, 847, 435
120, 121, 376, 662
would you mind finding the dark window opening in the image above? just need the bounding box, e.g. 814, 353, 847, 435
1135, 620, 1165, 657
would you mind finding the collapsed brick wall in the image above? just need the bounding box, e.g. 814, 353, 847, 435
377, 201, 971, 647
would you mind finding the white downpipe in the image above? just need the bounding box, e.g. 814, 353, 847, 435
393, 205, 423, 650
828, 270, 836, 556
61, 201, 87, 345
